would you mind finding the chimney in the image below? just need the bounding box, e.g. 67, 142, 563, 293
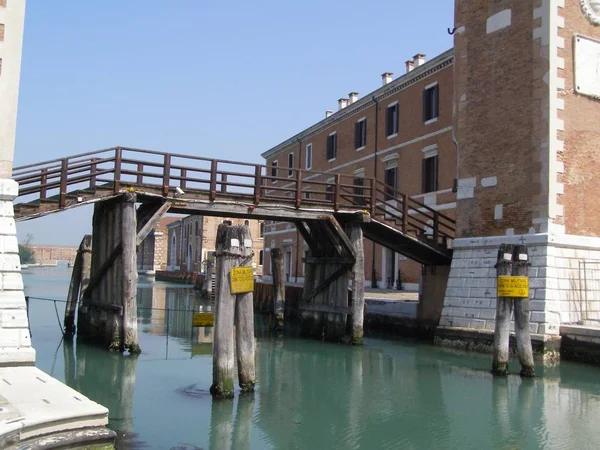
381, 72, 393, 86
338, 98, 349, 110
325, 110, 334, 118
348, 92, 359, 104
413, 53, 426, 68
405, 60, 414, 73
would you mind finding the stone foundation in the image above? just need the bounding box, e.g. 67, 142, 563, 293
0, 179, 35, 365
437, 233, 600, 355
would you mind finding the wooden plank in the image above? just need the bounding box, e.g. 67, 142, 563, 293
302, 264, 349, 303
136, 202, 171, 246
299, 304, 351, 314
326, 216, 356, 259
80, 300, 123, 315
82, 242, 123, 300
271, 248, 285, 330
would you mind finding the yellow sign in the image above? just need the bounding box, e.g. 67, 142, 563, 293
497, 276, 529, 298
192, 312, 214, 327
230, 266, 254, 294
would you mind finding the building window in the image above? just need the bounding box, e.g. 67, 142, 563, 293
259, 222, 264, 237
386, 103, 398, 137
353, 177, 365, 206
355, 118, 367, 149
303, 190, 311, 199
271, 160, 278, 181
288, 152, 294, 177
326, 133, 337, 161
384, 166, 397, 201
259, 250, 264, 265
305, 143, 312, 170
423, 84, 439, 122
422, 155, 439, 193
326, 178, 335, 202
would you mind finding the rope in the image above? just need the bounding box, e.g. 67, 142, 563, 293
54, 301, 65, 335
27, 296, 202, 314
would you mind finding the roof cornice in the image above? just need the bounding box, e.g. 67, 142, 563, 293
261, 48, 454, 160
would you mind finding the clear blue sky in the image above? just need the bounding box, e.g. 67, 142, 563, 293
15, 0, 454, 245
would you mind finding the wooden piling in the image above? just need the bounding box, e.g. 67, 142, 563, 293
64, 235, 92, 337
271, 248, 285, 330
492, 243, 514, 376
236, 224, 256, 393
513, 244, 534, 378
121, 192, 140, 353
211, 223, 238, 399
349, 224, 365, 345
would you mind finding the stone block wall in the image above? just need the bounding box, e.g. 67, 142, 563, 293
0, 180, 35, 364
440, 233, 600, 340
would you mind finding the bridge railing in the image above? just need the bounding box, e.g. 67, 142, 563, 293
12, 146, 455, 243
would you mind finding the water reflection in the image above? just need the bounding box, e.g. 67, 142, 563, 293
23, 269, 600, 450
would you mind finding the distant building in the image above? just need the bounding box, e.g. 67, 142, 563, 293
166, 216, 264, 275
137, 217, 180, 273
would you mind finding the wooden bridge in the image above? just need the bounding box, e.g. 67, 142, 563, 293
12, 146, 455, 352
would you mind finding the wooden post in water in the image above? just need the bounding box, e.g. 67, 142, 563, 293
349, 224, 365, 345
235, 224, 256, 392
271, 248, 285, 330
492, 243, 514, 376
512, 244, 534, 378
121, 192, 140, 353
211, 222, 238, 399
64, 235, 92, 337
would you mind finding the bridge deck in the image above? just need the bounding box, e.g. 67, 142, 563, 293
12, 146, 455, 265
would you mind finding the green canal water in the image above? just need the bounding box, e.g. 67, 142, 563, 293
24, 267, 600, 450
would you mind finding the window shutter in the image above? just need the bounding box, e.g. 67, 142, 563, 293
433, 86, 439, 118
355, 122, 360, 149
422, 159, 427, 192
362, 120, 367, 146
423, 90, 428, 122
386, 108, 392, 135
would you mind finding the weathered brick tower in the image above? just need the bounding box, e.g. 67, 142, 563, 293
438, 0, 600, 351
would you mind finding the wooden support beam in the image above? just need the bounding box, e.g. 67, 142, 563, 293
294, 221, 318, 253
236, 224, 256, 392
80, 301, 123, 315
304, 256, 355, 265
271, 248, 285, 330
325, 216, 356, 259
136, 201, 171, 246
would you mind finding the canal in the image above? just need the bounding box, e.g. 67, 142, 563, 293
24, 267, 600, 450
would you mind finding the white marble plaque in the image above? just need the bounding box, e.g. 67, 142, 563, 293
575, 34, 600, 99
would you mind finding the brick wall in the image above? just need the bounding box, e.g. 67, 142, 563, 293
559, 1, 600, 236
29, 245, 78, 264
262, 52, 456, 287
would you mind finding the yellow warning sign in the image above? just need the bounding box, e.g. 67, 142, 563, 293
192, 312, 214, 327
497, 276, 529, 298
230, 266, 254, 294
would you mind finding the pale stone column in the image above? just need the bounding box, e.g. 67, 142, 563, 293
0, 1, 34, 364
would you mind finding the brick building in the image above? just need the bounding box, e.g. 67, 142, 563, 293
261, 1, 600, 344
29, 245, 78, 265
166, 216, 264, 275
137, 217, 180, 273
262, 50, 455, 288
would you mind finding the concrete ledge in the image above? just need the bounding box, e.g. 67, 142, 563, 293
0, 367, 112, 448
435, 326, 561, 359
560, 325, 600, 365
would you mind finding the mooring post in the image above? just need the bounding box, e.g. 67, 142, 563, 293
235, 224, 256, 393
512, 244, 535, 377
121, 192, 140, 353
492, 243, 514, 376
211, 222, 238, 399
231, 394, 255, 450
271, 248, 285, 330
64, 235, 92, 337
349, 224, 365, 345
